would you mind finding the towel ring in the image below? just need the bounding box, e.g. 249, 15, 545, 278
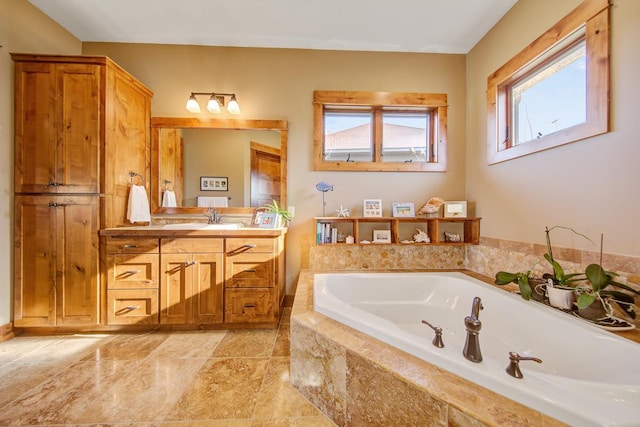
128, 171, 144, 186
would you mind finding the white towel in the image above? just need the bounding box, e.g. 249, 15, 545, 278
197, 196, 228, 207
127, 184, 151, 223
162, 190, 177, 207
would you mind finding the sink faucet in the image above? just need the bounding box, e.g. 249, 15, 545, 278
205, 208, 219, 224
463, 296, 483, 363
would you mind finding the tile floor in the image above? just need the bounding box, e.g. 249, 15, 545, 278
0, 309, 336, 426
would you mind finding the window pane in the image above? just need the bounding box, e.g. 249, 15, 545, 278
381, 112, 430, 163
511, 39, 586, 146
323, 111, 372, 162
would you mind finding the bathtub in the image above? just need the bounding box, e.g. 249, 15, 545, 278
313, 271, 640, 427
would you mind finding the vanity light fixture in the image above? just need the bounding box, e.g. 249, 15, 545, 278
185, 92, 241, 114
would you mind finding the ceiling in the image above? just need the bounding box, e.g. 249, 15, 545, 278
28, 0, 518, 54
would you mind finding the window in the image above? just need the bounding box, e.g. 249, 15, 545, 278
487, 0, 609, 164
314, 91, 447, 171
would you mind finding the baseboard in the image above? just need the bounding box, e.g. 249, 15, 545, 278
0, 322, 15, 342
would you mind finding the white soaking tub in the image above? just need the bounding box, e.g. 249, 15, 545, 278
313, 271, 640, 427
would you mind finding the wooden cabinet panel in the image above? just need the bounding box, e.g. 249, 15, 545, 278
193, 253, 224, 324
14, 195, 99, 327
107, 289, 158, 325
161, 238, 223, 254
224, 288, 275, 323
225, 253, 274, 288
226, 238, 275, 254
106, 237, 159, 254
14, 62, 100, 194
160, 238, 224, 325
107, 254, 158, 289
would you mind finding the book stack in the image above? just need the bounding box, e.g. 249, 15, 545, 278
316, 223, 338, 244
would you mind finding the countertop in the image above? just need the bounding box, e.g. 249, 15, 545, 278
100, 225, 286, 238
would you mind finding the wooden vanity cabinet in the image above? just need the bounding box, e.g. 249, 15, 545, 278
105, 237, 159, 325
224, 237, 284, 324
160, 238, 224, 325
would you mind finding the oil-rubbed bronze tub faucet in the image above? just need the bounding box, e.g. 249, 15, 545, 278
463, 296, 483, 363
506, 352, 543, 378
421, 319, 444, 348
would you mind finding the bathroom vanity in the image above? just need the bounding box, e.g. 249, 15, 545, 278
101, 226, 286, 329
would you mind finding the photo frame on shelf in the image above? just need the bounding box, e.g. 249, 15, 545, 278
251, 207, 268, 226
372, 229, 391, 243
258, 212, 278, 229
363, 199, 382, 217
443, 201, 468, 218
200, 176, 228, 191
392, 202, 415, 218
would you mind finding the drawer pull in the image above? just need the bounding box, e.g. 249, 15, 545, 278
115, 305, 140, 315
244, 269, 257, 273
123, 270, 140, 275
227, 243, 257, 256
243, 303, 257, 313
122, 244, 139, 249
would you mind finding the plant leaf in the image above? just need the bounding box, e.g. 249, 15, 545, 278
518, 276, 532, 300
585, 263, 607, 292
577, 293, 596, 309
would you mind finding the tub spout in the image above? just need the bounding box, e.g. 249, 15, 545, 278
463, 297, 483, 363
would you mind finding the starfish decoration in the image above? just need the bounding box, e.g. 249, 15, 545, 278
336, 204, 349, 217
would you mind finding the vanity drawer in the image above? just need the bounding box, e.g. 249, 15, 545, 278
107, 289, 159, 325
161, 238, 223, 253
224, 288, 276, 323
225, 253, 274, 288
107, 253, 158, 289
226, 238, 275, 254
106, 237, 159, 254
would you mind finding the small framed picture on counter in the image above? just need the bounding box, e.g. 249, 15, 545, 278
363, 199, 382, 217
392, 202, 415, 217
443, 201, 467, 218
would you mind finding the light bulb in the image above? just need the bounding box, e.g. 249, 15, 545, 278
185, 94, 201, 113
227, 95, 241, 114
206, 95, 221, 113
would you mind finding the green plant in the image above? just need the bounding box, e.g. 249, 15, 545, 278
542, 226, 593, 289
495, 270, 535, 300
263, 199, 293, 223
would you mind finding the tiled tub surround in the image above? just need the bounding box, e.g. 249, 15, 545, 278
291, 270, 640, 427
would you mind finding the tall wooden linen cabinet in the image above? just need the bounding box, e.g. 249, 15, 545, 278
12, 54, 153, 327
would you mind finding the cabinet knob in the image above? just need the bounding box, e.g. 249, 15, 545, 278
185, 260, 197, 266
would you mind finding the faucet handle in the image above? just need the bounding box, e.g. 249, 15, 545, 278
506, 352, 542, 379
421, 320, 444, 348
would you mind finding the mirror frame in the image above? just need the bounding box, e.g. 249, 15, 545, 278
151, 117, 288, 215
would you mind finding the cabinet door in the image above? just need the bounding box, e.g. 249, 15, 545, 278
14, 62, 101, 194
192, 253, 224, 324
160, 254, 194, 324
55, 63, 101, 193
14, 196, 57, 326
14, 195, 99, 327
54, 196, 100, 325
14, 62, 57, 194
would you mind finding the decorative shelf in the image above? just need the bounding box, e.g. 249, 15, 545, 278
315, 216, 481, 245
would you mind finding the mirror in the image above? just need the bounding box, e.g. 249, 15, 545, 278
151, 117, 288, 214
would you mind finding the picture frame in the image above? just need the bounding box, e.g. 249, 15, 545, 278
251, 207, 268, 226
258, 212, 278, 229
443, 201, 468, 218
372, 229, 391, 243
200, 176, 228, 191
363, 199, 382, 217
392, 202, 415, 218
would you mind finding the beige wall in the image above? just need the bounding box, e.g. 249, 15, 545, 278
466, 0, 640, 255
81, 42, 468, 294
0, 0, 81, 325
4, 0, 638, 323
